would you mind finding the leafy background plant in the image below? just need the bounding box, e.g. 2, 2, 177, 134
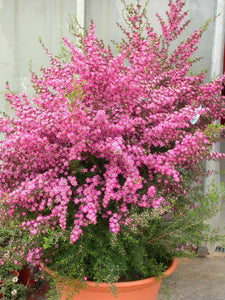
0, 219, 29, 299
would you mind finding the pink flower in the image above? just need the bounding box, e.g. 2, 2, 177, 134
0, 0, 224, 256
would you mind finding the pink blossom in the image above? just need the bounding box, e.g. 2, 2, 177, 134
0, 0, 225, 265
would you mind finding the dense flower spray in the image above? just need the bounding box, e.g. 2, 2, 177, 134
0, 0, 225, 265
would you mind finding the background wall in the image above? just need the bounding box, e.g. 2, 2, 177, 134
0, 0, 76, 113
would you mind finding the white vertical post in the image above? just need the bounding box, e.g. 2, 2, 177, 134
206, 0, 225, 191
203, 0, 225, 255
210, 0, 225, 78
76, 0, 85, 29
206, 0, 225, 195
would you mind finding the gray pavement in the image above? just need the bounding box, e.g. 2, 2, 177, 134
158, 253, 225, 300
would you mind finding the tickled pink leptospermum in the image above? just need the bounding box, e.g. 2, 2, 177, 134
0, 0, 225, 262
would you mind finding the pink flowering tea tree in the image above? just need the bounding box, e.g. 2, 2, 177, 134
1, 0, 225, 292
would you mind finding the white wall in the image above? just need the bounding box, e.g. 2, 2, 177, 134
0, 0, 76, 112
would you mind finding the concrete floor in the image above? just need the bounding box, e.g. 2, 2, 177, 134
158, 253, 225, 300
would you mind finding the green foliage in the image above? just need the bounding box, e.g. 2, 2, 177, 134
0, 271, 28, 300
41, 181, 225, 298
0, 221, 29, 299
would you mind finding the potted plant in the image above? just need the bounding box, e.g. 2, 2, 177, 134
0, 269, 21, 300
0, 206, 53, 299
0, 0, 225, 299
0, 218, 29, 299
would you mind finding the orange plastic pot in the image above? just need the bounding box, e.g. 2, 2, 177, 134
44, 258, 177, 300
19, 265, 35, 287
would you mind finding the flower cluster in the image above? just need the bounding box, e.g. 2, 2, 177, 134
0, 0, 225, 269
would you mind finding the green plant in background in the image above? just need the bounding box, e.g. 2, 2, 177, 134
0, 220, 28, 299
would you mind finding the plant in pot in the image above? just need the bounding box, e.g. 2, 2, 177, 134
0, 268, 22, 300
1, 0, 225, 299
0, 217, 29, 299
0, 209, 50, 299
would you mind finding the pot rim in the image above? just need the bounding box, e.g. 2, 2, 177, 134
42, 258, 177, 291
87, 258, 177, 289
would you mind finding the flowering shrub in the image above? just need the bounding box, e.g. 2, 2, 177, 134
1, 0, 225, 290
